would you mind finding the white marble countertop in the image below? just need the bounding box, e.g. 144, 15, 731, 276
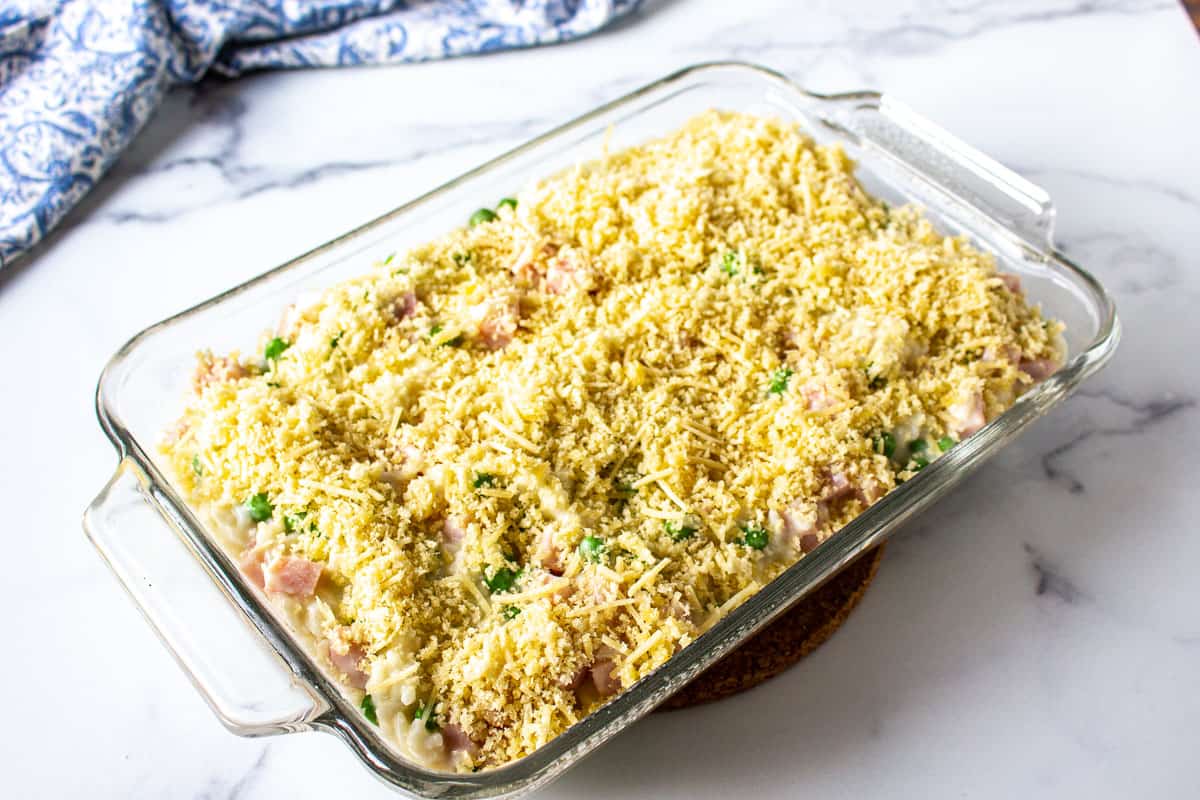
2, 0, 1198, 797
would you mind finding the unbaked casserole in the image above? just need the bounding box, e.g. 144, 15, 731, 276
161, 110, 1063, 771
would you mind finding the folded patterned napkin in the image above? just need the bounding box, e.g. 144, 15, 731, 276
0, 0, 642, 267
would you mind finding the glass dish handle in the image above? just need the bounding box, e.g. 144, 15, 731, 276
832, 95, 1057, 249
84, 461, 326, 736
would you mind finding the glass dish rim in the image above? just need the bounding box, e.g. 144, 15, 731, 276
89, 61, 1121, 798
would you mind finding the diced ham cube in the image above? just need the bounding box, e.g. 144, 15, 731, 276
392, 291, 420, 321
854, 478, 885, 506
770, 503, 820, 551
589, 648, 621, 698
163, 418, 189, 444
382, 445, 426, 488
277, 304, 300, 338
379, 469, 405, 493
998, 273, 1023, 295
983, 343, 1021, 364
824, 470, 853, 500
556, 665, 590, 691
1019, 357, 1059, 382
667, 596, 693, 624
440, 723, 480, 757
327, 629, 369, 690
947, 391, 987, 439
238, 548, 266, 590
509, 241, 547, 286
264, 556, 322, 597
802, 380, 835, 411
800, 532, 821, 554
535, 528, 564, 575
527, 569, 573, 602
193, 354, 249, 392
443, 516, 467, 548
544, 253, 594, 295
575, 572, 615, 605
477, 295, 521, 350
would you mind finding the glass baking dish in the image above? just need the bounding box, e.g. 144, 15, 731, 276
84, 62, 1118, 798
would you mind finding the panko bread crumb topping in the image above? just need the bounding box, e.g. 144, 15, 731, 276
163, 111, 1063, 771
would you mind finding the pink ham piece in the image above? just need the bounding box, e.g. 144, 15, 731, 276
509, 241, 558, 286
824, 470, 853, 500
163, 417, 189, 444
238, 549, 266, 590
327, 630, 369, 690
381, 445, 426, 489
983, 343, 1021, 364
589, 646, 621, 698
440, 723, 480, 757
264, 556, 322, 597
556, 665, 590, 691
667, 596, 693, 624
526, 569, 573, 603
1019, 357, 1059, 382
442, 516, 467, 547
947, 391, 987, 439
441, 516, 467, 563
854, 478, 885, 507
770, 503, 819, 551
477, 296, 521, 350
276, 304, 299, 338
998, 273, 1023, 295
821, 469, 882, 507
535, 528, 564, 575
802, 380, 835, 411
392, 291, 420, 321
543, 253, 594, 295
193, 355, 249, 392
509, 252, 541, 286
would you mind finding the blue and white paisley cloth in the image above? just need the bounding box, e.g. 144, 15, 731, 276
0, 0, 643, 266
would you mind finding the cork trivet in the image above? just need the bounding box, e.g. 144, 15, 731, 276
658, 545, 885, 710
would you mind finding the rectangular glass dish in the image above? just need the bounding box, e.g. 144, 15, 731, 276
84, 62, 1118, 798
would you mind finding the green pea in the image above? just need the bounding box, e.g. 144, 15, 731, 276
938, 436, 955, 452
484, 567, 518, 594
741, 525, 769, 550
264, 337, 289, 361
873, 431, 896, 458
361, 694, 378, 725
663, 520, 697, 542
469, 208, 497, 226
245, 493, 273, 523
497, 197, 517, 211
473, 472, 496, 489
413, 702, 439, 730
908, 438, 928, 453
767, 367, 793, 396
720, 250, 744, 276
578, 535, 606, 563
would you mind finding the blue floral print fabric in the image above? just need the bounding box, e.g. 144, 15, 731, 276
0, 0, 642, 266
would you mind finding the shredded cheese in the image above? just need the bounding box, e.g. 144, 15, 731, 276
163, 110, 1063, 772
